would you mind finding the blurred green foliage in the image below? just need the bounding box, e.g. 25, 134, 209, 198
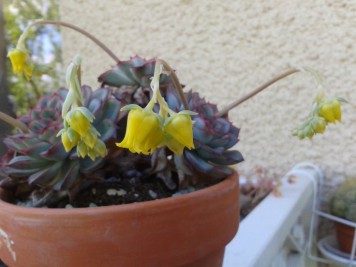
4, 0, 62, 115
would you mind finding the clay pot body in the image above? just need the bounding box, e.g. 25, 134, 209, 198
0, 172, 239, 267
335, 221, 356, 254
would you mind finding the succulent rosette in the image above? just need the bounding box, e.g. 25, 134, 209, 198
0, 86, 120, 206
99, 56, 243, 184
165, 88, 243, 180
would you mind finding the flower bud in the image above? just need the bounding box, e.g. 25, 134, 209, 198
311, 116, 327, 134
82, 126, 100, 149
77, 140, 88, 158
60, 128, 79, 152
93, 139, 108, 158
66, 108, 93, 136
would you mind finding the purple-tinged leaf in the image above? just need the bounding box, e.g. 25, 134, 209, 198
53, 161, 80, 191
208, 150, 244, 165
28, 161, 62, 186
7, 156, 50, 169
40, 142, 68, 160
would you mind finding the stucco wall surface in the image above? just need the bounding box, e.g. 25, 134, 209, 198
59, 0, 356, 180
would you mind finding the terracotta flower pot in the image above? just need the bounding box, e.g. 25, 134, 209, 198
0, 172, 239, 267
335, 221, 356, 254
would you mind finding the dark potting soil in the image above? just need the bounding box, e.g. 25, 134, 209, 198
54, 174, 222, 208
65, 177, 175, 208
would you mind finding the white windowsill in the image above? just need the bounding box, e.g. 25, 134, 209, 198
223, 164, 318, 267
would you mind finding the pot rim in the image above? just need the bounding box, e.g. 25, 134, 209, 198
0, 170, 238, 215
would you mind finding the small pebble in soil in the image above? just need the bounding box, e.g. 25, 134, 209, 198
134, 193, 139, 198
89, 203, 97, 208
106, 189, 118, 196
172, 186, 196, 196
91, 188, 96, 195
148, 190, 157, 199
65, 204, 74, 209
116, 189, 127, 196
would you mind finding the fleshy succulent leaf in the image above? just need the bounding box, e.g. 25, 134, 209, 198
7, 156, 50, 169
53, 161, 80, 191
208, 150, 244, 165
95, 119, 116, 141
184, 151, 234, 179
28, 161, 62, 185
40, 142, 68, 160
98, 56, 171, 88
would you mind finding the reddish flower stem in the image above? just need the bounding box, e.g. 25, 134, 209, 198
0, 111, 28, 133
216, 68, 300, 117
28, 20, 120, 63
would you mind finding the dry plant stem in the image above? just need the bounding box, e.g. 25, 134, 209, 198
217, 68, 300, 117
22, 22, 189, 110
28, 20, 120, 63
156, 58, 190, 110
0, 111, 28, 133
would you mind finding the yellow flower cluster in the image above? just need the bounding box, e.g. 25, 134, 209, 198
7, 48, 34, 80
293, 97, 342, 139
117, 106, 194, 155
58, 108, 107, 160
117, 62, 195, 155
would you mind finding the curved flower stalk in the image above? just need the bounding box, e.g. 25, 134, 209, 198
217, 67, 345, 140
7, 19, 120, 81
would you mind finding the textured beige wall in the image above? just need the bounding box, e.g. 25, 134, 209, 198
59, 0, 356, 180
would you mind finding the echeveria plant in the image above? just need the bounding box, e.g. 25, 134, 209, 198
330, 177, 356, 222
0, 20, 344, 207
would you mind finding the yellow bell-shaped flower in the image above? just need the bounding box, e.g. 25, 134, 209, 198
163, 113, 194, 154
7, 48, 28, 74
318, 98, 341, 123
164, 136, 186, 154
7, 48, 34, 80
116, 107, 164, 155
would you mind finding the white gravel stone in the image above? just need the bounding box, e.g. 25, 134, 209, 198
148, 190, 157, 199
89, 203, 97, 208
106, 189, 117, 196
65, 204, 73, 209
116, 189, 127, 196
